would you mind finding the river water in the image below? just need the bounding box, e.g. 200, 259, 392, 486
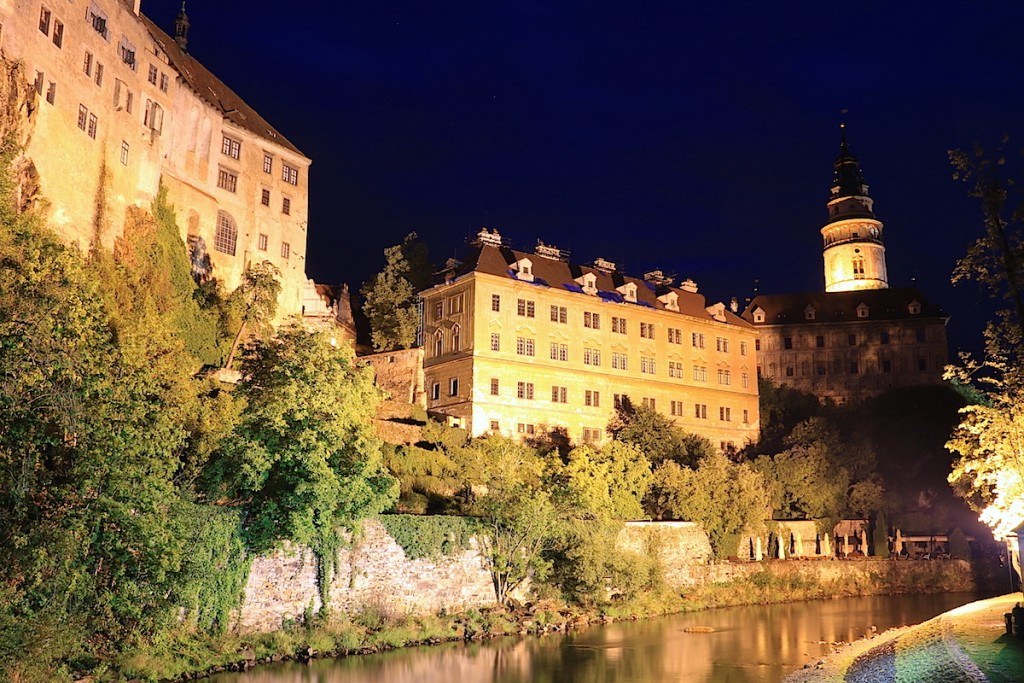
209, 592, 978, 683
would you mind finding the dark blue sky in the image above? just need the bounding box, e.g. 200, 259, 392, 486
145, 1, 1024, 355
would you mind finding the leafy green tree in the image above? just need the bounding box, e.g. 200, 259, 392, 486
207, 327, 398, 556
645, 452, 768, 559
747, 377, 823, 457
361, 233, 430, 352
609, 397, 715, 467
552, 442, 651, 521
225, 260, 281, 369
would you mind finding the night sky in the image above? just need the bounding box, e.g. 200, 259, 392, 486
143, 1, 1024, 356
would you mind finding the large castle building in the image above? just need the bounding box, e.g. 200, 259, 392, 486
741, 131, 949, 404
0, 0, 310, 316
421, 230, 760, 450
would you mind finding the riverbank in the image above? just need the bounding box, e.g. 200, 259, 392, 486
785, 593, 1024, 683
115, 559, 987, 681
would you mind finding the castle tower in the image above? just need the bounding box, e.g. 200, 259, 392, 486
174, 2, 190, 51
820, 126, 889, 292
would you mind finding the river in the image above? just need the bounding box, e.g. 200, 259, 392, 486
209, 592, 979, 683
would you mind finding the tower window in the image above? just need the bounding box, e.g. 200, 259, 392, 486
852, 256, 865, 277
213, 211, 237, 255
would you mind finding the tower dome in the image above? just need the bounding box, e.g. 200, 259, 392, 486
820, 126, 888, 292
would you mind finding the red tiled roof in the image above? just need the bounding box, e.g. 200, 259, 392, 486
741, 287, 946, 325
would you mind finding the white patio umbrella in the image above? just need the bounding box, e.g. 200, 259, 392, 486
895, 528, 904, 557
861, 529, 869, 555
777, 535, 786, 560
822, 532, 832, 557
843, 534, 851, 556
755, 536, 763, 561
795, 533, 805, 557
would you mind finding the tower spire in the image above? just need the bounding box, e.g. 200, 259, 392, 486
174, 1, 190, 52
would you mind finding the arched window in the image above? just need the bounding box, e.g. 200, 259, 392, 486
451, 324, 461, 351
434, 329, 444, 357
852, 256, 865, 277
213, 210, 237, 255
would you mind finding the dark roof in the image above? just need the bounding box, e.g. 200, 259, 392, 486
741, 287, 946, 325
442, 243, 753, 329
140, 14, 306, 158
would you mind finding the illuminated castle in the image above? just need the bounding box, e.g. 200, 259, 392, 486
742, 131, 948, 404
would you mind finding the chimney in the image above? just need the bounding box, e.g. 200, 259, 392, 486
535, 240, 568, 261
592, 257, 616, 273
174, 2, 190, 51
643, 269, 675, 287
475, 227, 502, 247
729, 297, 739, 313
679, 278, 698, 293
133, 0, 141, 15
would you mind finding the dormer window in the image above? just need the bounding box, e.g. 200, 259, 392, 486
658, 291, 679, 312
752, 307, 765, 324
618, 282, 637, 303
576, 272, 598, 295
856, 303, 869, 318
908, 300, 921, 315
804, 305, 816, 321
514, 258, 534, 282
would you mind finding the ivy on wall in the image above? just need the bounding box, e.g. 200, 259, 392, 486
377, 515, 478, 560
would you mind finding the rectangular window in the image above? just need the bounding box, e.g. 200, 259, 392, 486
880, 331, 890, 345
716, 337, 730, 353
668, 327, 682, 344
258, 233, 268, 251
517, 299, 535, 317
491, 294, 501, 312
582, 428, 601, 444
640, 322, 654, 339
94, 62, 103, 86
39, 7, 50, 35
449, 378, 459, 396
816, 335, 825, 348
882, 359, 892, 373
431, 382, 440, 400
517, 382, 535, 400
217, 168, 238, 193
517, 423, 536, 435
52, 20, 63, 47
693, 365, 707, 382
87, 113, 97, 139
119, 140, 128, 165
692, 332, 706, 348
642, 397, 656, 410
490, 333, 500, 352
159, 73, 169, 92
612, 316, 627, 334
490, 378, 499, 395
786, 366, 795, 377
718, 369, 731, 385
613, 394, 624, 409
118, 38, 135, 68
77, 104, 88, 130
670, 400, 683, 416
585, 390, 600, 407
915, 329, 926, 343
612, 351, 628, 370
280, 242, 290, 259
816, 362, 827, 376
34, 70, 44, 95
743, 409, 749, 424
282, 197, 291, 215
447, 294, 464, 314
84, 51, 94, 76
45, 81, 55, 104
125, 89, 133, 113
641, 356, 656, 374
740, 340, 747, 356
549, 342, 567, 361
848, 333, 857, 346
148, 64, 158, 85
90, 10, 108, 39
583, 347, 601, 366
551, 386, 567, 403
695, 403, 707, 419
433, 301, 443, 320
490, 420, 500, 431
668, 361, 682, 378
261, 188, 271, 206
741, 372, 749, 388
720, 406, 731, 422
584, 311, 600, 329
550, 305, 567, 323
282, 163, 298, 185
516, 337, 535, 356
755, 338, 761, 351
263, 154, 273, 173
221, 135, 241, 159
783, 336, 793, 350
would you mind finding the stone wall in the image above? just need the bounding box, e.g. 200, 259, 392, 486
235, 519, 978, 634
363, 348, 425, 406
235, 519, 494, 633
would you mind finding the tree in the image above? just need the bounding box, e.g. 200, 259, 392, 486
645, 452, 768, 559
206, 327, 398, 557
224, 261, 281, 370
361, 233, 429, 352
551, 442, 652, 521
609, 397, 715, 467
872, 510, 889, 557
747, 377, 822, 457
946, 141, 1024, 540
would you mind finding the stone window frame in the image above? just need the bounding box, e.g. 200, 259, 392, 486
213, 211, 238, 256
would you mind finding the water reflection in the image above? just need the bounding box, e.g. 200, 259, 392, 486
211, 593, 977, 683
